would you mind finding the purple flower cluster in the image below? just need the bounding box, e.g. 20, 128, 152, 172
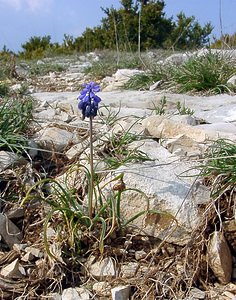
78, 82, 101, 119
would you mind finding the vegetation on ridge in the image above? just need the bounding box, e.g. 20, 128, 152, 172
1, 0, 214, 59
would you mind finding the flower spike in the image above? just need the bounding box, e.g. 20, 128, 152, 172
78, 82, 101, 120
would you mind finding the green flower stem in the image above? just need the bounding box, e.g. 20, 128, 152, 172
116, 191, 121, 227
89, 116, 94, 219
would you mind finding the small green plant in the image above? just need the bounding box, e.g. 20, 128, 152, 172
17, 83, 29, 96
20, 82, 158, 260
29, 62, 65, 76
152, 96, 167, 115
200, 139, 236, 198
123, 61, 171, 91
176, 101, 194, 116
123, 73, 160, 90
78, 82, 102, 219
0, 96, 33, 152
84, 61, 117, 79
122, 57, 173, 91
169, 51, 236, 93
151, 96, 195, 117
98, 103, 122, 127
98, 131, 151, 169
21, 169, 155, 258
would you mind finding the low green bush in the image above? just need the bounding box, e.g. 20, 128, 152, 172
123, 73, 162, 90
121, 51, 236, 94
200, 139, 236, 198
169, 51, 236, 93
29, 62, 65, 76
0, 96, 33, 151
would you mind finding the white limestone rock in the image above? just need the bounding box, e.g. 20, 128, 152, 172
62, 288, 80, 300
13, 243, 27, 251
0, 213, 22, 247
135, 250, 147, 260
227, 75, 236, 87
169, 115, 199, 126
15, 64, 29, 77
189, 287, 206, 299
196, 122, 236, 135
64, 72, 83, 80
10, 83, 23, 92
86, 256, 116, 279
111, 118, 144, 135
194, 48, 236, 59
149, 80, 163, 91
0, 258, 25, 278
114, 69, 144, 83
55, 165, 87, 191
164, 134, 206, 157
45, 293, 61, 300
103, 140, 210, 245
93, 281, 111, 296
142, 115, 214, 143
0, 151, 25, 172
33, 107, 56, 122
21, 252, 34, 262
165, 53, 189, 65
111, 286, 131, 300
5, 207, 25, 219
62, 287, 91, 300
207, 231, 232, 284
120, 262, 139, 278
35, 126, 75, 152
65, 143, 84, 160
24, 246, 43, 258
194, 102, 236, 124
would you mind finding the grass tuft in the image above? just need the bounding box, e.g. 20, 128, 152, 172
169, 51, 236, 93
97, 122, 152, 169
200, 139, 236, 198
123, 73, 162, 90
0, 96, 33, 152
29, 62, 66, 76
84, 50, 143, 80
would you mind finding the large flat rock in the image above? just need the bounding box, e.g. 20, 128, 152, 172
102, 140, 210, 245
32, 91, 236, 123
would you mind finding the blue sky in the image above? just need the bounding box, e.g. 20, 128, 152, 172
0, 0, 235, 52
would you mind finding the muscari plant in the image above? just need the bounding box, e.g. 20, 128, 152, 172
21, 82, 107, 256
77, 83, 176, 249
78, 82, 101, 220
21, 82, 172, 259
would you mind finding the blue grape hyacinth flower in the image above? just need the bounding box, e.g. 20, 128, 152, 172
78, 82, 101, 119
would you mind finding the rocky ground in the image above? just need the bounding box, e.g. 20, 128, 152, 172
0, 50, 236, 299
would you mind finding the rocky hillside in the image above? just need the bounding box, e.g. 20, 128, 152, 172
0, 49, 236, 299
